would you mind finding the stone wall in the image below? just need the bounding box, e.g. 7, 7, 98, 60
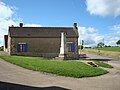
10, 37, 78, 58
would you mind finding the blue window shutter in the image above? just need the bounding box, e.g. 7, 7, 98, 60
71, 43, 75, 52
17, 44, 20, 52
24, 44, 27, 52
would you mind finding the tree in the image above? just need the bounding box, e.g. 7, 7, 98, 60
116, 40, 120, 45
97, 42, 104, 48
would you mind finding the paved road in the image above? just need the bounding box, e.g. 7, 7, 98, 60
0, 53, 120, 90
86, 53, 120, 64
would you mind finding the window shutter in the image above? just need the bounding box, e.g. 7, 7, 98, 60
71, 43, 75, 52
17, 44, 20, 52
24, 44, 27, 52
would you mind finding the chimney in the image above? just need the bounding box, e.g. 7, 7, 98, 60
11, 25, 14, 27
19, 23, 23, 27
73, 23, 78, 30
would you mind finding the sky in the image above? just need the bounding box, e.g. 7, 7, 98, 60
0, 0, 120, 47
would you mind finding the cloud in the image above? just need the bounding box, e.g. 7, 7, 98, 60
86, 0, 120, 17
104, 35, 119, 45
111, 24, 120, 34
24, 24, 42, 27
78, 27, 103, 47
105, 24, 120, 45
0, 1, 17, 46
78, 26, 120, 47
0, 1, 42, 46
0, 1, 14, 20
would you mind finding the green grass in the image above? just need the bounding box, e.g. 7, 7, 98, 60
95, 61, 113, 68
96, 47, 120, 52
0, 56, 108, 78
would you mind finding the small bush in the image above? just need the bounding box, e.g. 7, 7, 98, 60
0, 48, 4, 51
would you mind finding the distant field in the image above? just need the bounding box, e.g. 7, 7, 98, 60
83, 47, 120, 59
95, 47, 120, 52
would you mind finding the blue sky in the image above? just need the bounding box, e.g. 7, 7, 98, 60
0, 0, 120, 47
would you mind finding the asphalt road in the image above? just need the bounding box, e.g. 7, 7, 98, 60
0, 53, 120, 90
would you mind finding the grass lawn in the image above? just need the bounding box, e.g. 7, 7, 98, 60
0, 56, 108, 78
95, 61, 113, 68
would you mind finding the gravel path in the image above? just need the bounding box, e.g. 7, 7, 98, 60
0, 52, 120, 90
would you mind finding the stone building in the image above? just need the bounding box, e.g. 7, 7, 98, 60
4, 23, 79, 59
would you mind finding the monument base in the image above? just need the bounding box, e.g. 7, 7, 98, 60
54, 54, 66, 60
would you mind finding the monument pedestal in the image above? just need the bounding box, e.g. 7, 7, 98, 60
58, 54, 67, 60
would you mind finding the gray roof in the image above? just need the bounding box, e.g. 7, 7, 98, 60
9, 27, 79, 38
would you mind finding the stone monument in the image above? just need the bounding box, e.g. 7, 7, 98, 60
58, 32, 67, 60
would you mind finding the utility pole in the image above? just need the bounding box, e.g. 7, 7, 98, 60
103, 38, 104, 47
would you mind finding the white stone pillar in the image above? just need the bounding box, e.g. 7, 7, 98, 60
59, 32, 67, 59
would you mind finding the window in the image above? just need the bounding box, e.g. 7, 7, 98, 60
66, 42, 75, 52
67, 43, 72, 52
17, 43, 27, 52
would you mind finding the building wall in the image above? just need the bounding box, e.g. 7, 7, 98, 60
10, 37, 78, 58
